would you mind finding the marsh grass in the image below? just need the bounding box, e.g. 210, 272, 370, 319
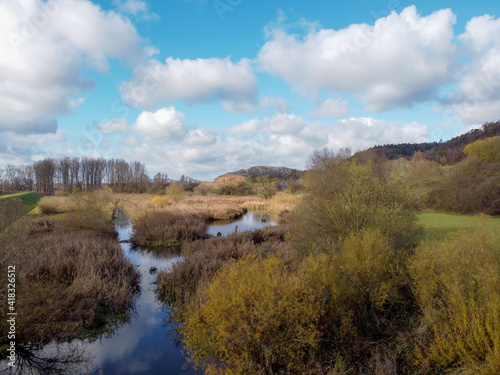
0, 215, 139, 347
117, 193, 301, 224
0, 189, 139, 350
131, 211, 208, 248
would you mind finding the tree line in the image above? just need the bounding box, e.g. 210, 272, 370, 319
0, 157, 170, 195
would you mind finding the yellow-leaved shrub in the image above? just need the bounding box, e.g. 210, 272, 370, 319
182, 254, 322, 375
409, 224, 500, 374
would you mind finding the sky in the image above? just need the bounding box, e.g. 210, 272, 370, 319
1, 0, 500, 181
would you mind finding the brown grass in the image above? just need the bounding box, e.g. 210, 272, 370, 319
117, 193, 301, 224
131, 211, 208, 247
37, 196, 66, 214
0, 201, 139, 347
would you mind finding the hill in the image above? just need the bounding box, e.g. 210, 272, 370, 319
354, 121, 500, 164
217, 166, 301, 180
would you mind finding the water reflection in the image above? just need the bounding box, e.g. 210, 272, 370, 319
207, 211, 278, 237
0, 210, 195, 375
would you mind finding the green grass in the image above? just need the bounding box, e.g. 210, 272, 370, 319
418, 211, 500, 241
0, 192, 43, 213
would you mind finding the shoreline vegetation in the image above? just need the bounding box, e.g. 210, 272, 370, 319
0, 190, 140, 360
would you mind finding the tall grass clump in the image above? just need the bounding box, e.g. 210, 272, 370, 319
131, 211, 208, 247
38, 196, 64, 214
409, 224, 500, 374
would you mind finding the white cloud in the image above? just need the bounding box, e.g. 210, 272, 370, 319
439, 14, 500, 125
0, 0, 146, 133
121, 57, 257, 107
97, 119, 128, 134
258, 6, 456, 112
230, 113, 308, 136
132, 107, 188, 142
311, 98, 349, 118
113, 0, 159, 21
222, 96, 290, 114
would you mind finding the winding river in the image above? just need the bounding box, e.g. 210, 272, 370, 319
1, 210, 276, 374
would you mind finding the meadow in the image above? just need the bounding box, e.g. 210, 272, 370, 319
418, 211, 500, 241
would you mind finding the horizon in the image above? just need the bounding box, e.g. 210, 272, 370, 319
2, 0, 500, 180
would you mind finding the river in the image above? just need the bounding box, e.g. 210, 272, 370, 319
1, 209, 277, 374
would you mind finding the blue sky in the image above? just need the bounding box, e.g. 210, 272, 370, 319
1, 0, 500, 180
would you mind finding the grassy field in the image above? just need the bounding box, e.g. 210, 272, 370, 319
418, 211, 500, 241
0, 191, 42, 212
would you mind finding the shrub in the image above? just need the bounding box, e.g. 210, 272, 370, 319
291, 154, 421, 253
166, 182, 184, 203
428, 157, 500, 215
181, 254, 322, 375
150, 195, 172, 208
64, 191, 116, 231
38, 196, 63, 214
298, 228, 413, 371
253, 175, 279, 199
409, 225, 500, 373
131, 211, 207, 247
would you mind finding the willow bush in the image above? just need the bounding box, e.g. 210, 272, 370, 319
182, 254, 323, 375
409, 224, 500, 374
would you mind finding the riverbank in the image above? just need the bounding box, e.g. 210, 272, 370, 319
0, 192, 140, 362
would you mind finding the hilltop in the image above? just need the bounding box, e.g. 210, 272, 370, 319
354, 121, 500, 164
217, 166, 301, 181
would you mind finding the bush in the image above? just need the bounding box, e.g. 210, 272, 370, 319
409, 224, 500, 373
298, 228, 413, 372
181, 254, 322, 375
38, 196, 63, 214
428, 157, 500, 215
166, 182, 184, 203
253, 175, 279, 199
150, 195, 172, 208
64, 190, 116, 231
291, 153, 421, 253
131, 211, 207, 247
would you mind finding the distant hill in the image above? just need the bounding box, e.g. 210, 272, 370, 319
217, 166, 301, 180
354, 121, 500, 164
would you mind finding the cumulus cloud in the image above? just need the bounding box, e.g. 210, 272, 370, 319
439, 15, 500, 125
0, 0, 145, 133
97, 119, 128, 134
120, 57, 258, 107
258, 6, 456, 112
132, 107, 188, 142
311, 98, 349, 118
222, 96, 291, 114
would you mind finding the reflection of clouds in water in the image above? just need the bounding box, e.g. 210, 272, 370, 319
1, 211, 192, 375
207, 211, 278, 236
